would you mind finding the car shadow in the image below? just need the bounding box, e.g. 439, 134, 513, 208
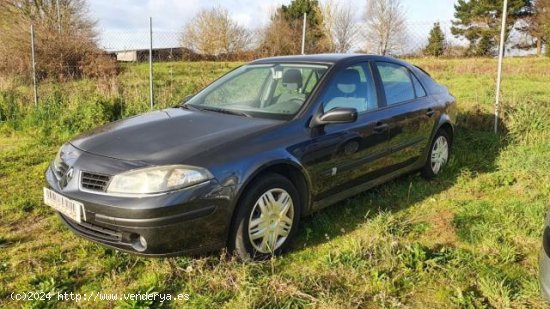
290, 109, 506, 251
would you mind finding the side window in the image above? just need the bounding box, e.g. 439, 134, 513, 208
322, 63, 378, 113
411, 73, 427, 97
376, 62, 415, 105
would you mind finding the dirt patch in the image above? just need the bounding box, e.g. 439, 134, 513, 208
9, 215, 49, 235
425, 209, 459, 245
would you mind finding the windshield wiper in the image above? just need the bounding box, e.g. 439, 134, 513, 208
180, 104, 199, 111
189, 105, 251, 118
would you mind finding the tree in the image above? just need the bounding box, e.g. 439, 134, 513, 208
260, 0, 329, 56
424, 22, 446, 57
321, 0, 359, 53
451, 0, 532, 56
181, 7, 252, 57
260, 12, 300, 56
281, 0, 329, 53
362, 0, 408, 55
0, 0, 103, 80
523, 0, 550, 55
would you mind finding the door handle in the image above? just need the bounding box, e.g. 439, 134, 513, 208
373, 122, 388, 133
426, 109, 435, 117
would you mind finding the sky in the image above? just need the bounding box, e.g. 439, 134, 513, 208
88, 0, 458, 32
87, 0, 459, 51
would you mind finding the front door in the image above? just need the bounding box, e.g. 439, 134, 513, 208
296, 62, 393, 202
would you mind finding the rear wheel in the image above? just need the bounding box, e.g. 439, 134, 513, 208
229, 174, 301, 260
421, 130, 450, 179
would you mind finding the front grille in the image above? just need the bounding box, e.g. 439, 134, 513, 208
81, 172, 111, 192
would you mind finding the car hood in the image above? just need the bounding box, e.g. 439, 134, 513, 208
70, 108, 280, 164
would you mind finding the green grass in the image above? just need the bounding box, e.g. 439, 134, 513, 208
1, 57, 549, 308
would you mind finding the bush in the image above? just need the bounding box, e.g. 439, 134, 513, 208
0, 0, 112, 81
505, 100, 550, 145
0, 88, 21, 123
79, 53, 120, 79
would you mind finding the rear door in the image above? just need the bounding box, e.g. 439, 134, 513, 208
373, 61, 436, 171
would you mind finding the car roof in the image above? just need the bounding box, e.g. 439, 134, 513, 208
250, 53, 400, 65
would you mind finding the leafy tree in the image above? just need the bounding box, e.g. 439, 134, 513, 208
424, 22, 446, 57
261, 13, 300, 56
522, 0, 550, 55
451, 0, 532, 56
261, 0, 329, 56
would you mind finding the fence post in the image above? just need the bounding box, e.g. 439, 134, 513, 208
301, 12, 307, 55
149, 17, 154, 110
494, 0, 508, 134
31, 24, 38, 108
56, 0, 61, 33
169, 48, 174, 100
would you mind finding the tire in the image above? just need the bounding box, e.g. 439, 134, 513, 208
229, 173, 301, 260
421, 129, 451, 179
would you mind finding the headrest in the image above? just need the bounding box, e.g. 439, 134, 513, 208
337, 69, 361, 94
282, 69, 302, 90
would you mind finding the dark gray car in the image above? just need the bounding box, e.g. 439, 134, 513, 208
44, 54, 457, 260
541, 212, 550, 300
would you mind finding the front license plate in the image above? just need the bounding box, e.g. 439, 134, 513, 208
43, 188, 85, 223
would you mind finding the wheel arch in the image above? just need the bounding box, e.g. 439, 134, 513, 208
433, 113, 455, 145
438, 122, 454, 145
238, 160, 311, 215
225, 160, 312, 246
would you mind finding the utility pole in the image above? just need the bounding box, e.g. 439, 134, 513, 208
495, 0, 508, 133
301, 12, 307, 55
149, 17, 154, 110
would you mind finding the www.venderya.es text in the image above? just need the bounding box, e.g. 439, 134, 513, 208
10, 291, 190, 303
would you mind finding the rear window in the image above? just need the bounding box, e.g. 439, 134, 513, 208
375, 62, 415, 105
411, 73, 427, 97
412, 66, 446, 95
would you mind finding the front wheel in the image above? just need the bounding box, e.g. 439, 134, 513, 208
229, 174, 301, 260
421, 130, 450, 179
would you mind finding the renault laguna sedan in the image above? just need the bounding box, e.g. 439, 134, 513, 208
540, 211, 550, 300
44, 54, 457, 259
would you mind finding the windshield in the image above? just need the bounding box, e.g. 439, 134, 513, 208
185, 63, 330, 120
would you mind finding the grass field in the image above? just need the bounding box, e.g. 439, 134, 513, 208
1, 57, 550, 308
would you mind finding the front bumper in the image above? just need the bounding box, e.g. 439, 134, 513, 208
45, 166, 234, 256
541, 226, 550, 301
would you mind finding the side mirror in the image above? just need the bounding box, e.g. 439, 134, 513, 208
310, 107, 358, 127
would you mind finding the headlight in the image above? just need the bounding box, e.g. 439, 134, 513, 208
106, 165, 213, 194
53, 146, 64, 171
